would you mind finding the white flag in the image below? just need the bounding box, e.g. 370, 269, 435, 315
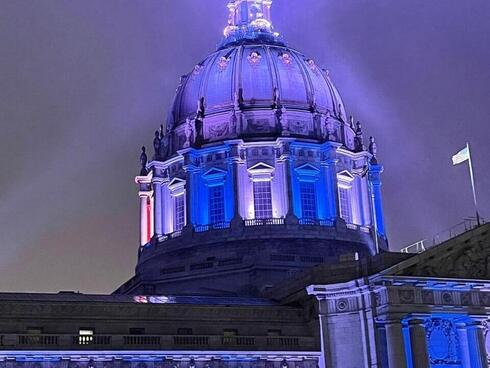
452, 146, 470, 165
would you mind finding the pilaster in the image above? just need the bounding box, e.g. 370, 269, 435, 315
368, 163, 386, 238
407, 319, 429, 368
384, 320, 407, 368
466, 321, 489, 368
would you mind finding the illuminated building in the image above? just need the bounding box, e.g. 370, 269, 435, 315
1, 1, 489, 367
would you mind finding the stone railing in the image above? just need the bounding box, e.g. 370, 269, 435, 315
244, 218, 285, 227
137, 217, 383, 264
0, 334, 316, 351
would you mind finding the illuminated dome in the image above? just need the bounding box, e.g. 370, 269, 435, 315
160, 0, 351, 158
168, 44, 347, 135
124, 0, 388, 297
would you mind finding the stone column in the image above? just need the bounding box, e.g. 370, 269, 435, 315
279, 141, 297, 223
322, 142, 341, 222
139, 192, 152, 246
408, 319, 429, 368
368, 164, 386, 237
456, 322, 472, 368
152, 178, 164, 236
467, 321, 489, 368
317, 298, 328, 368
385, 321, 408, 368
322, 158, 339, 221
228, 143, 243, 227
182, 151, 197, 231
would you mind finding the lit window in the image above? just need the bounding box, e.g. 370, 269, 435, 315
300, 182, 317, 219
253, 181, 273, 219
339, 188, 353, 224
209, 185, 225, 224
78, 329, 94, 345
174, 194, 185, 231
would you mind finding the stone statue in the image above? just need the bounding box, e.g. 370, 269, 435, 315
139, 146, 148, 176
325, 118, 336, 141
153, 130, 161, 157
279, 106, 290, 136
273, 87, 280, 108
234, 90, 241, 111
354, 121, 365, 152
369, 136, 378, 164
197, 97, 205, 118
184, 118, 193, 148
311, 93, 317, 112
337, 103, 343, 120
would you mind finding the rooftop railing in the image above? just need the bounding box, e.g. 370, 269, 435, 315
400, 217, 486, 254
0, 334, 315, 351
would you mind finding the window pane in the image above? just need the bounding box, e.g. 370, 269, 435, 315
174, 194, 185, 231
339, 188, 352, 224
300, 182, 317, 219
209, 185, 225, 224
253, 181, 273, 219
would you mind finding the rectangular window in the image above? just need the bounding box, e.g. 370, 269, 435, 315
174, 194, 185, 231
78, 329, 94, 345
300, 182, 317, 219
253, 181, 273, 219
339, 188, 353, 224
209, 185, 225, 224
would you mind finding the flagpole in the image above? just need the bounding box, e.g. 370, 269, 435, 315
466, 142, 481, 226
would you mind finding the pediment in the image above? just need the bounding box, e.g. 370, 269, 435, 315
381, 223, 490, 280
295, 163, 320, 175
248, 162, 275, 173
168, 177, 186, 188
337, 170, 355, 181
202, 167, 227, 178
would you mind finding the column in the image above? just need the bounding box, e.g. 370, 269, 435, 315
385, 321, 408, 368
456, 322, 472, 368
152, 178, 164, 236
182, 151, 197, 230
408, 319, 429, 368
139, 192, 151, 246
279, 141, 297, 223
467, 321, 489, 368
228, 143, 242, 226
185, 170, 192, 228
322, 158, 339, 221
321, 142, 341, 221
368, 164, 386, 237
317, 298, 329, 368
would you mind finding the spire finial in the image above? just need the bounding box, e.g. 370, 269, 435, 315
221, 0, 282, 48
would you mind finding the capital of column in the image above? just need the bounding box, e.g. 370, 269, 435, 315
368, 163, 384, 184
138, 191, 152, 199
408, 318, 427, 328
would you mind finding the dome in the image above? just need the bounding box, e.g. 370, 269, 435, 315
157, 0, 352, 158
168, 44, 347, 130
129, 0, 388, 297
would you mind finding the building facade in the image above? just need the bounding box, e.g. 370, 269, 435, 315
1, 1, 489, 368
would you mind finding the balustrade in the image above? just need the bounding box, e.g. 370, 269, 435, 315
0, 333, 314, 350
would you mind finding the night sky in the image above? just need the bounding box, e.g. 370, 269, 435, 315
1, 0, 489, 294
